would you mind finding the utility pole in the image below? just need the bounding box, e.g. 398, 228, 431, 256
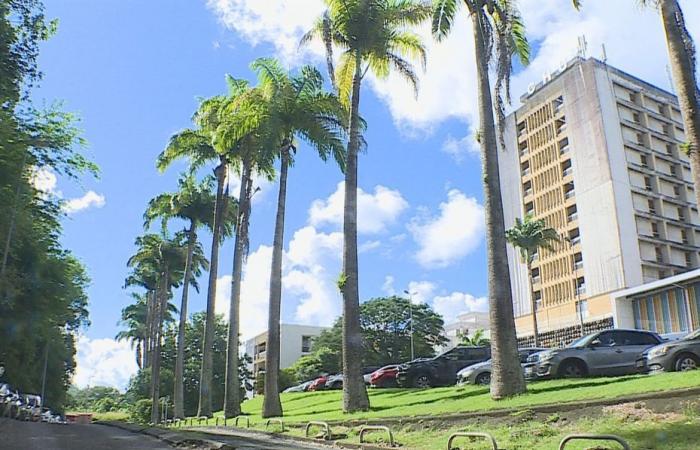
403, 290, 416, 361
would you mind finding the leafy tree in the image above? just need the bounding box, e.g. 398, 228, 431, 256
506, 214, 559, 347
303, 0, 431, 413
432, 0, 530, 399
287, 347, 341, 382
312, 296, 447, 368
249, 57, 347, 418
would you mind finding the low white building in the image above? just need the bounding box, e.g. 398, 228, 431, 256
244, 324, 329, 376
443, 311, 490, 349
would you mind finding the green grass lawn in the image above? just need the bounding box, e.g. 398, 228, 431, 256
179, 372, 700, 449
232, 370, 700, 424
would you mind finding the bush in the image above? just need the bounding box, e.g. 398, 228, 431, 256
254, 368, 299, 395
130, 399, 152, 424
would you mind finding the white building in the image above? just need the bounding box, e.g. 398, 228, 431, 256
498, 57, 700, 345
244, 324, 329, 376
443, 311, 490, 349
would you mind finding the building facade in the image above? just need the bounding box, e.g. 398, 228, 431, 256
443, 311, 490, 349
499, 57, 700, 345
244, 324, 329, 376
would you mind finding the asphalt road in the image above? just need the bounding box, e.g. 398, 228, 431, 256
0, 419, 325, 449
0, 419, 173, 450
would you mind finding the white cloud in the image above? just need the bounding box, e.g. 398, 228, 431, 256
215, 226, 343, 341
215, 245, 273, 341
31, 167, 58, 195
406, 280, 436, 304
206, 0, 700, 133
432, 292, 489, 325
63, 191, 106, 214
409, 190, 484, 268
381, 275, 396, 296
227, 171, 274, 205
205, 0, 325, 63
73, 336, 138, 391
309, 182, 408, 234
441, 132, 480, 163
358, 240, 381, 253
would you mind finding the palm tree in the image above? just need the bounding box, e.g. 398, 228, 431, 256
460, 328, 490, 347
214, 84, 276, 419
144, 173, 214, 419
127, 233, 189, 423
505, 215, 559, 347
249, 57, 347, 418
156, 94, 240, 417
302, 0, 431, 413
432, 0, 530, 399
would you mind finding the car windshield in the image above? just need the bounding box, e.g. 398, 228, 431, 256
567, 334, 596, 348
684, 329, 700, 341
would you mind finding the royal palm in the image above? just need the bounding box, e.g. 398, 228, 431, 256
144, 174, 214, 419
432, 0, 530, 398
303, 0, 431, 413
506, 215, 559, 347
157, 93, 239, 417
249, 58, 347, 418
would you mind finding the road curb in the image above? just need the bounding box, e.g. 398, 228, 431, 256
97, 420, 235, 449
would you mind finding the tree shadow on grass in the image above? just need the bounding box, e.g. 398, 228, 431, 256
613, 420, 699, 450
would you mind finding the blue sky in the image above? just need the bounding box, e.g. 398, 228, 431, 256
33, 0, 699, 389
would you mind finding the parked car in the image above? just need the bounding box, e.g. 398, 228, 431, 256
638, 328, 700, 373
325, 374, 343, 389
362, 366, 381, 385
308, 375, 329, 391
457, 348, 547, 385
370, 365, 400, 388
396, 346, 491, 388
528, 329, 662, 379
282, 380, 314, 393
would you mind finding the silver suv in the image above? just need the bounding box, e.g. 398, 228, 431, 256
530, 329, 662, 379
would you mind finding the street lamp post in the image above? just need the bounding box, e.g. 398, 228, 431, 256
403, 290, 416, 361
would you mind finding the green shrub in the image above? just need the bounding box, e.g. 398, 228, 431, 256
130, 399, 152, 424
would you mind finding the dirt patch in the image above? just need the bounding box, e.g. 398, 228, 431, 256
602, 401, 683, 423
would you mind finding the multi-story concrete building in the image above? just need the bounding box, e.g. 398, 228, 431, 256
443, 311, 490, 349
244, 324, 329, 376
499, 57, 700, 345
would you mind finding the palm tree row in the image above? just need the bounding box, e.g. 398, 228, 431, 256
117, 0, 700, 420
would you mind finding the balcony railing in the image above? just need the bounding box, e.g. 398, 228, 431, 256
563, 167, 573, 177
560, 145, 570, 155
568, 213, 578, 222
565, 190, 575, 199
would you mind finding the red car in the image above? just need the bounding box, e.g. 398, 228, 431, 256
370, 365, 399, 388
308, 375, 328, 391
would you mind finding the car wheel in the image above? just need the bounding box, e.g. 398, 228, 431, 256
475, 372, 491, 385
331, 381, 342, 389
675, 353, 699, 372
558, 360, 586, 378
412, 374, 432, 388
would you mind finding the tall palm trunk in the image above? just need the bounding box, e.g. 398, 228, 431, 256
136, 341, 143, 370
262, 145, 290, 418
224, 159, 253, 418
341, 51, 370, 413
174, 225, 196, 419
151, 275, 167, 424
659, 0, 700, 207
197, 162, 227, 417
527, 260, 539, 347
470, 8, 526, 399
144, 290, 154, 368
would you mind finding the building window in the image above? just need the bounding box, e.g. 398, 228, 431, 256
648, 199, 656, 214
685, 252, 693, 267
644, 176, 653, 191
651, 222, 660, 238
678, 207, 686, 222
666, 143, 674, 156
632, 112, 641, 123
655, 246, 663, 263
639, 155, 648, 168
301, 336, 313, 353
681, 229, 689, 244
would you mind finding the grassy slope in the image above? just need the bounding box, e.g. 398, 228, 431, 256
234, 371, 700, 424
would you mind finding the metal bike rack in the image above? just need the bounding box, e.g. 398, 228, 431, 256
265, 418, 285, 432
559, 434, 631, 450
359, 425, 395, 447
447, 432, 498, 450
305, 421, 332, 440
234, 416, 251, 428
